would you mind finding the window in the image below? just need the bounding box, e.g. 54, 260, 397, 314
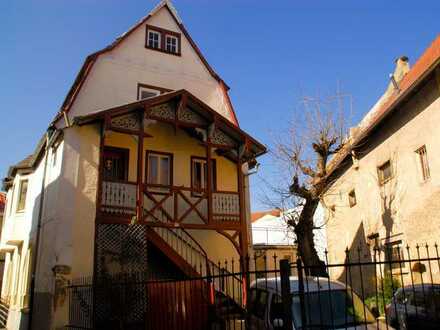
137, 83, 171, 100
8, 185, 15, 216
16, 180, 28, 212
165, 35, 178, 54
348, 189, 357, 207
269, 295, 283, 326
146, 151, 173, 188
103, 147, 129, 181
248, 289, 269, 320
139, 87, 160, 100
385, 241, 405, 270
147, 30, 161, 49
145, 25, 181, 56
377, 160, 392, 185
416, 145, 430, 181
191, 157, 216, 195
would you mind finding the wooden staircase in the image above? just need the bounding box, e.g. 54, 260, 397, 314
0, 299, 9, 328
145, 226, 244, 307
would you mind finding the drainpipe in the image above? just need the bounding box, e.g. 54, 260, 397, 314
27, 128, 56, 330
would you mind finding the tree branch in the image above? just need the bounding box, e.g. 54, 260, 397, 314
292, 154, 317, 178
289, 175, 311, 199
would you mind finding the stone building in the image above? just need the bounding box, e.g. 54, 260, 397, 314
323, 35, 440, 287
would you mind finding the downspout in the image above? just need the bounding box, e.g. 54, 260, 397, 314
27, 129, 54, 330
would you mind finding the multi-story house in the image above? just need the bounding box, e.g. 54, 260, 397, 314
323, 35, 440, 286
0, 1, 266, 329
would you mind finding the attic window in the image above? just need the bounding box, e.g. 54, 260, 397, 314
147, 30, 161, 49
145, 24, 181, 56
165, 35, 178, 54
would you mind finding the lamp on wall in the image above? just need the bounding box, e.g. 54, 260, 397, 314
245, 158, 260, 177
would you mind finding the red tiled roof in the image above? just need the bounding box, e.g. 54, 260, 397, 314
0, 193, 6, 214
251, 209, 281, 223
326, 34, 440, 179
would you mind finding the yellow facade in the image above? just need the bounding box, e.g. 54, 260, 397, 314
105, 121, 238, 192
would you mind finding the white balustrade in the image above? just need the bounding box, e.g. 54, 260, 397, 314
101, 181, 137, 215
212, 192, 240, 221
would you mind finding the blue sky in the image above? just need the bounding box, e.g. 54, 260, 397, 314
1, 0, 439, 210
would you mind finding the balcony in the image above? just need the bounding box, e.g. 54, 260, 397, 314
100, 180, 241, 227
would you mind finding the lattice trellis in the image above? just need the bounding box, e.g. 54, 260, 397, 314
211, 128, 237, 147
94, 224, 148, 329
111, 113, 141, 130
149, 103, 175, 120
96, 224, 148, 278
178, 106, 207, 125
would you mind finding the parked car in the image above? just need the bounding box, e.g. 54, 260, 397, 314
249, 276, 392, 330
386, 284, 440, 329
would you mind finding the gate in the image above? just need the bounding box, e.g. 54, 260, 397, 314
146, 279, 210, 330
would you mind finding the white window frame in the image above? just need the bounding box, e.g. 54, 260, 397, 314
16, 179, 28, 213
146, 152, 173, 193
165, 34, 178, 54
138, 86, 160, 100
191, 157, 216, 196
147, 30, 161, 49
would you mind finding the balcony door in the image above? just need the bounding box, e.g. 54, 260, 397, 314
103, 147, 129, 181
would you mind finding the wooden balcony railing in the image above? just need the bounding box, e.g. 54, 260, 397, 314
100, 181, 240, 225
212, 192, 240, 222
101, 180, 137, 216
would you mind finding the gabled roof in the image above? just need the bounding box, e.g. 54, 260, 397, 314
2, 136, 46, 190
53, 0, 239, 126
74, 89, 266, 158
325, 34, 440, 181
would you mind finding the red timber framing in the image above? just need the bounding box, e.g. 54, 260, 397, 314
80, 90, 266, 258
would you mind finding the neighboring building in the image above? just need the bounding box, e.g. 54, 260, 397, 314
323, 35, 440, 286
251, 210, 297, 271
0, 1, 266, 329
0, 192, 6, 328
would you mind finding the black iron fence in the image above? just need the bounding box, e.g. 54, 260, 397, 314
66, 243, 440, 329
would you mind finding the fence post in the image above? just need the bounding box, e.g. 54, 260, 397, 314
296, 257, 307, 330
280, 259, 293, 330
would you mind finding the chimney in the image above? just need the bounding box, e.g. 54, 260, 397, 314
385, 56, 410, 96
393, 56, 410, 83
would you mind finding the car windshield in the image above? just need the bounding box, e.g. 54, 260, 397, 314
292, 289, 376, 329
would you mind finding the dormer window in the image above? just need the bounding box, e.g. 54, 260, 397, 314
165, 35, 178, 54
147, 30, 161, 49
145, 24, 181, 56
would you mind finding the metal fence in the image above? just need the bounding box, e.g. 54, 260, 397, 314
66, 243, 440, 329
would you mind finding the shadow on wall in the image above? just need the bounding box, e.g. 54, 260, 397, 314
335, 222, 376, 298
28, 127, 99, 330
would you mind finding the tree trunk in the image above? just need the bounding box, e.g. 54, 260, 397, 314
293, 198, 328, 277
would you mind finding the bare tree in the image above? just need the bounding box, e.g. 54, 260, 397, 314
266, 90, 351, 276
